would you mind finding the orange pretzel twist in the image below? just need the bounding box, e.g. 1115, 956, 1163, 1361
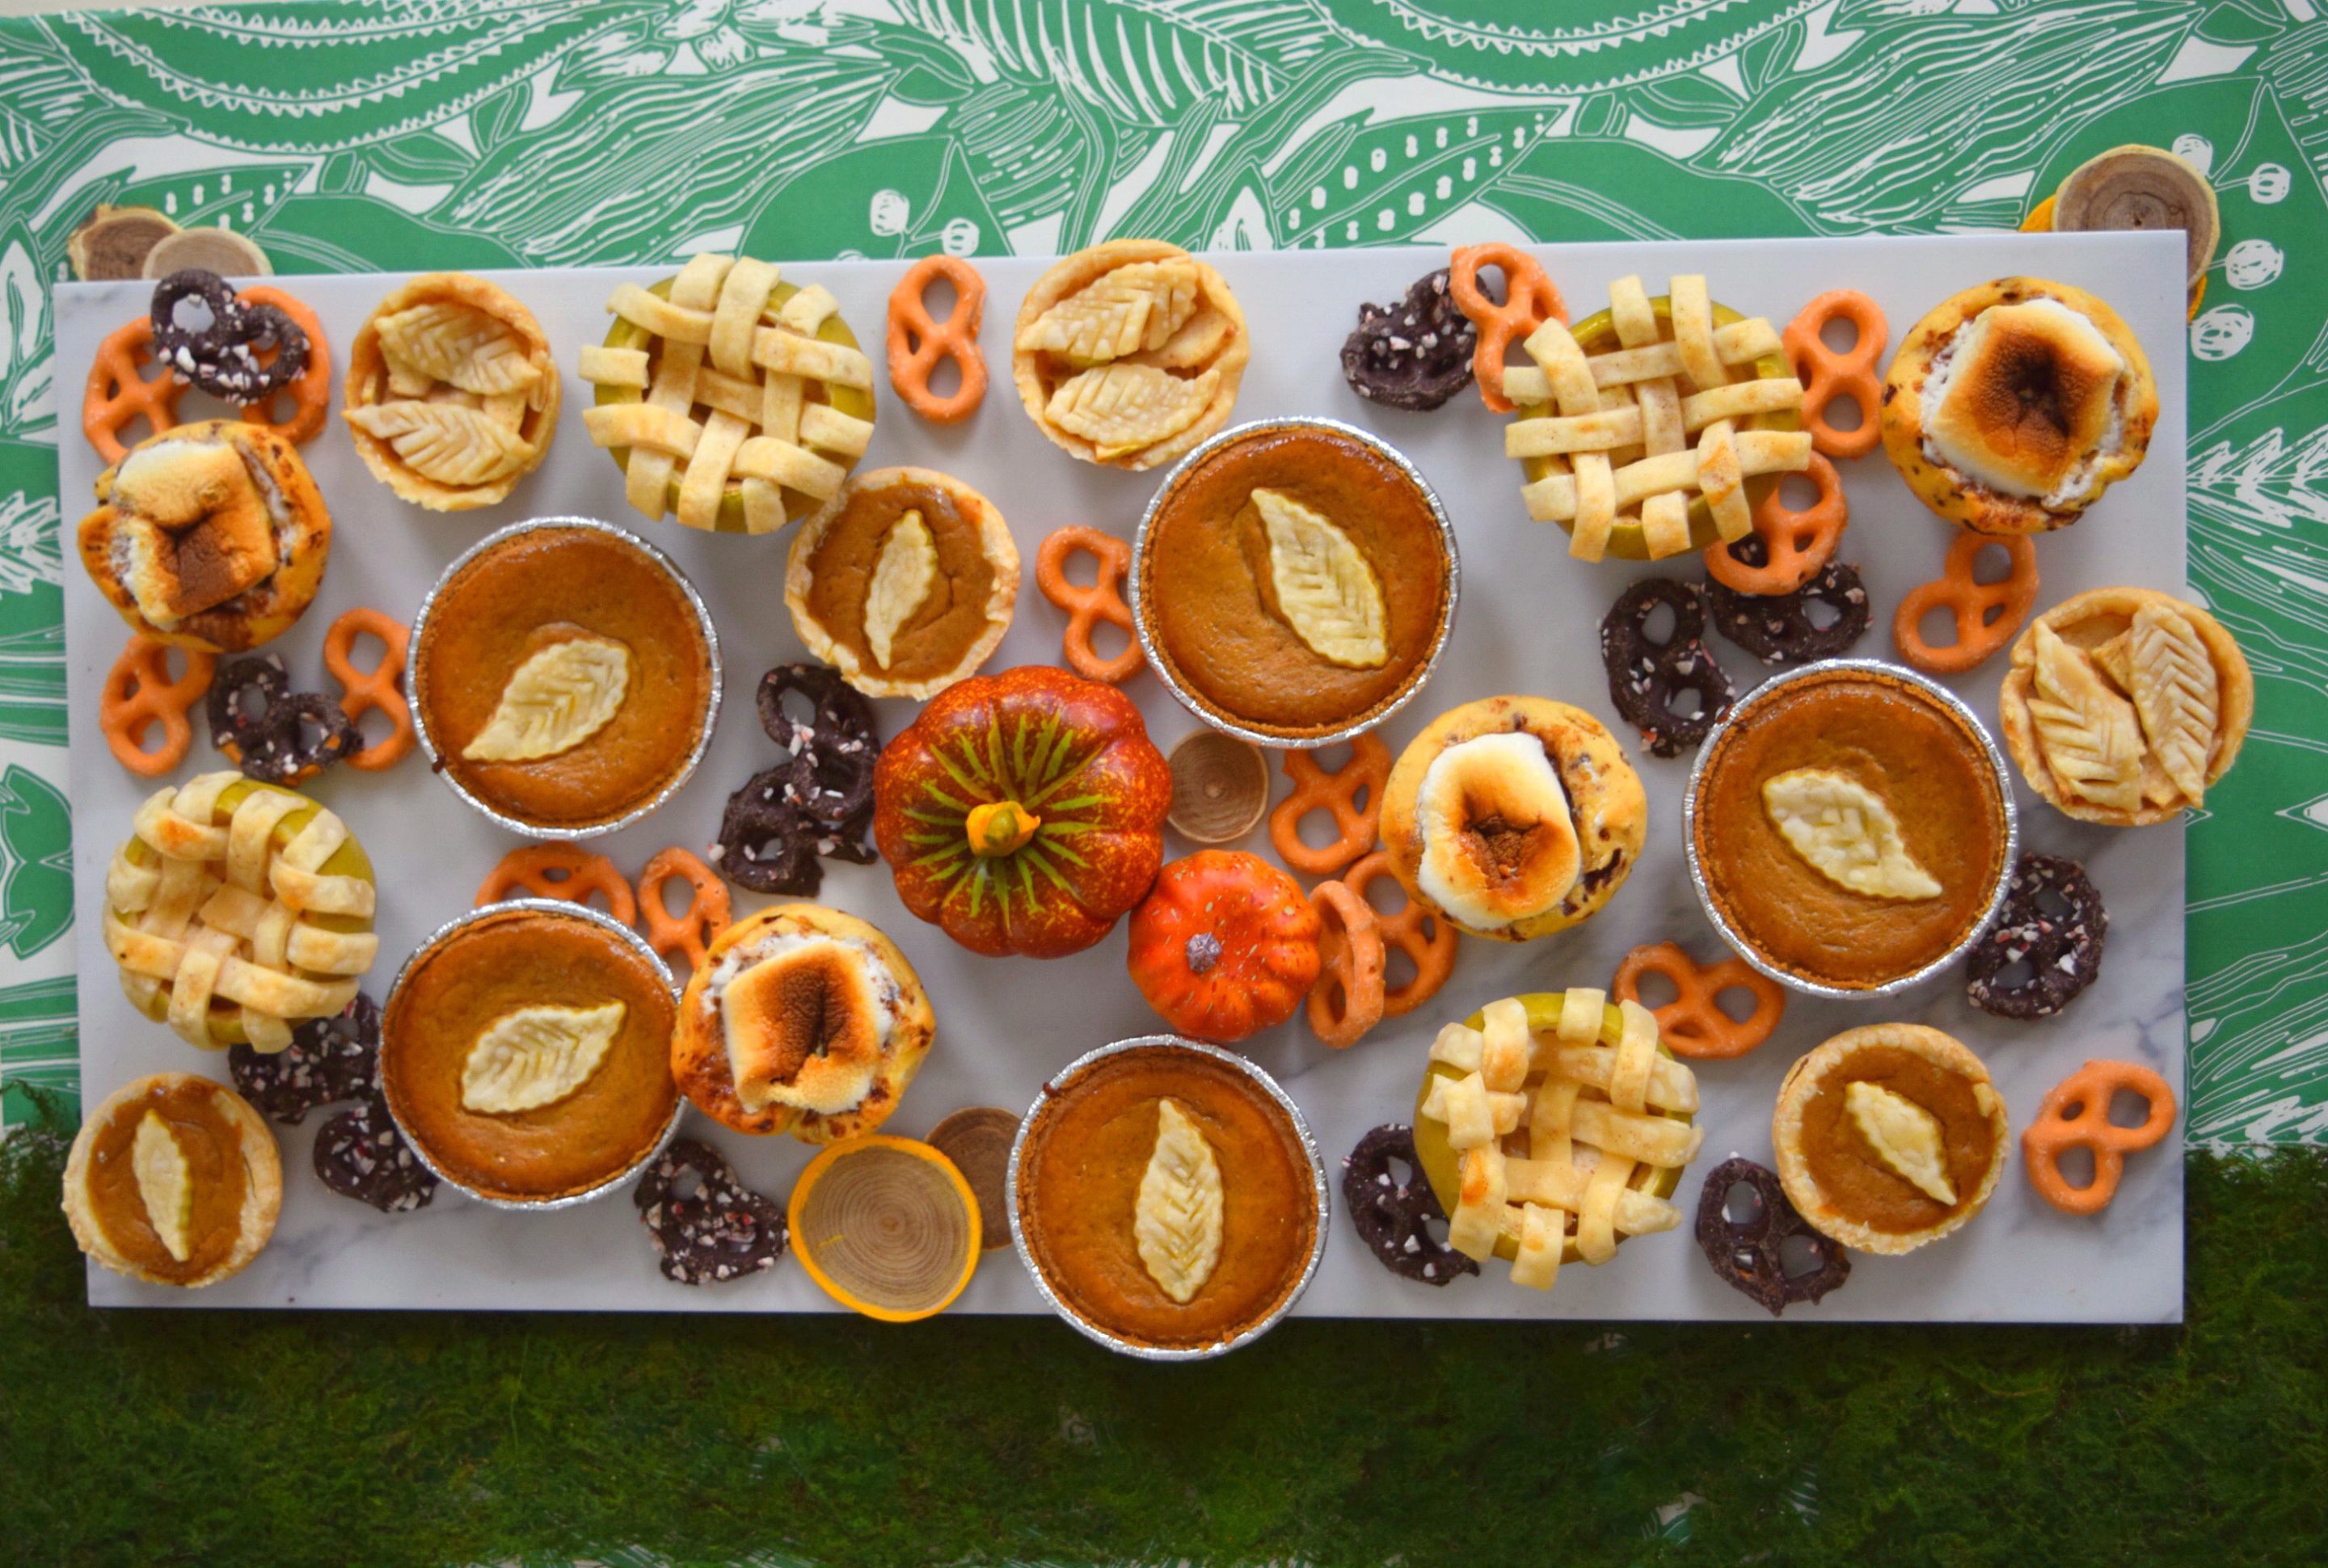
1267, 734, 1391, 879
1307, 879, 1386, 1050
1449, 243, 1567, 414
475, 843, 639, 927
2022, 1060, 2176, 1216
1704, 451, 1848, 596
1035, 525, 1143, 684
1782, 289, 1887, 460
1892, 531, 2039, 676
638, 845, 732, 975
886, 255, 987, 424
99, 634, 215, 777
234, 286, 333, 447
1339, 849, 1458, 1018
1612, 942, 1786, 1060
322, 607, 415, 772
83, 318, 181, 464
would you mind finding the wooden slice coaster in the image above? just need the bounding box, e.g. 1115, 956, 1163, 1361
927, 1106, 1020, 1252
787, 1136, 980, 1321
143, 226, 273, 279
1166, 730, 1270, 844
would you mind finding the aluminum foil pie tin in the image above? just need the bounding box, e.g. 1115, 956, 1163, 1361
1681, 657, 2021, 1003
407, 514, 723, 841
1128, 416, 1459, 750
379, 898, 685, 1212
1006, 1035, 1331, 1362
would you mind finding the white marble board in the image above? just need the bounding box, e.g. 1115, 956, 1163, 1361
56, 232, 2188, 1321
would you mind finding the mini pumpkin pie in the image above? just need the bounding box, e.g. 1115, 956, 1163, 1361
671, 904, 935, 1143
1412, 991, 1703, 1288
1136, 420, 1453, 740
103, 771, 377, 1052
343, 272, 559, 510
381, 903, 680, 1205
785, 466, 1019, 700
1691, 664, 2010, 993
580, 252, 876, 533
1012, 240, 1249, 470
1998, 586, 2252, 824
78, 419, 330, 653
1379, 696, 1645, 942
1013, 1039, 1322, 1356
1881, 277, 2157, 534
63, 1073, 282, 1288
1499, 273, 1810, 561
412, 521, 718, 833
1773, 1023, 2008, 1254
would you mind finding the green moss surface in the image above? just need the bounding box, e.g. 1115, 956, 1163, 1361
2, 1098, 2322, 1568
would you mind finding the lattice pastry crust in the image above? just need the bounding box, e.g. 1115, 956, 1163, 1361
1418, 990, 1702, 1291
1011, 240, 1250, 471
580, 253, 878, 534
344, 273, 559, 511
102, 772, 379, 1052
1499, 273, 1811, 562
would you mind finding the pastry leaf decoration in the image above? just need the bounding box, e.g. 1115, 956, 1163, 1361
131, 1111, 195, 1262
862, 509, 938, 671
344, 399, 532, 486
2124, 604, 2219, 803
1133, 1098, 1225, 1304
373, 302, 542, 398
2026, 622, 2144, 812
1760, 768, 1942, 900
1044, 363, 1219, 461
1253, 487, 1390, 668
463, 636, 632, 763
462, 1001, 626, 1115
1017, 259, 1200, 365
1845, 1081, 1957, 1205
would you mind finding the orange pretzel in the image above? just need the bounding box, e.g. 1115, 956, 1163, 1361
1612, 942, 1786, 1060
1892, 531, 2039, 676
99, 634, 215, 777
1704, 451, 1847, 596
886, 255, 987, 424
2022, 1059, 2176, 1216
1307, 879, 1385, 1049
322, 607, 415, 772
82, 288, 333, 463
83, 318, 181, 463
1449, 243, 1567, 414
638, 845, 732, 975
475, 843, 639, 927
1339, 849, 1458, 1018
1035, 525, 1142, 684
1267, 734, 1391, 879
1782, 289, 1886, 460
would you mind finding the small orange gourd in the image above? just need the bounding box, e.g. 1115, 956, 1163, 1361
1126, 851, 1322, 1043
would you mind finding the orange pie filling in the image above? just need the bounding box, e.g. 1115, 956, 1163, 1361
797, 478, 998, 686
82, 1077, 255, 1284
1792, 1044, 2002, 1237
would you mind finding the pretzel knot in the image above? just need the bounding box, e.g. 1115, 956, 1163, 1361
83, 319, 181, 464
1339, 849, 1457, 1018
1613, 941, 1785, 1060
1035, 525, 1142, 684
1307, 879, 1386, 1049
638, 846, 732, 975
323, 608, 415, 772
887, 255, 988, 424
475, 844, 639, 927
1782, 289, 1886, 460
1449, 243, 1567, 413
2022, 1059, 2176, 1216
1268, 734, 1390, 879
232, 286, 334, 447
1704, 451, 1847, 596
100, 634, 216, 777
1892, 531, 2039, 675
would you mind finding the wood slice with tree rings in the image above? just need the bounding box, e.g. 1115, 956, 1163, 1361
1166, 730, 1270, 844
927, 1106, 1020, 1251
787, 1136, 981, 1321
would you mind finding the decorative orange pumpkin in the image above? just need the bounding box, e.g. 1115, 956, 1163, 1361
1127, 851, 1323, 1043
873, 665, 1170, 959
